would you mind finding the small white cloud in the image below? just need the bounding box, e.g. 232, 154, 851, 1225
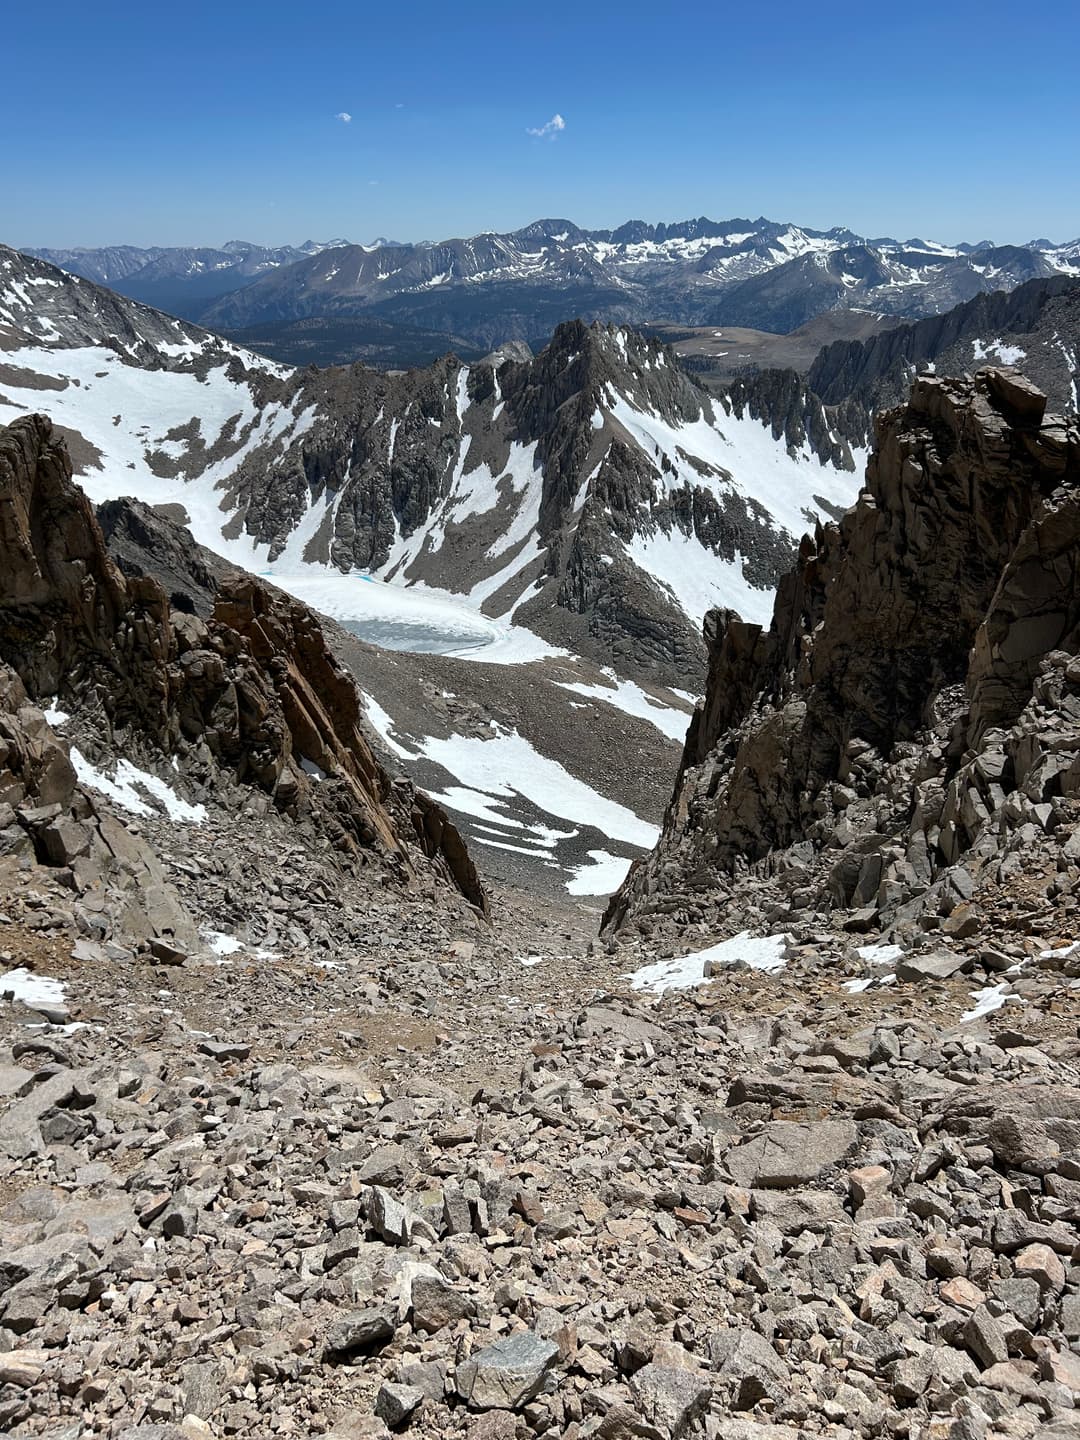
526, 113, 565, 141
335, 111, 352, 124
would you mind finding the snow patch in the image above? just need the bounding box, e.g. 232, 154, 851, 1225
565, 850, 634, 896
70, 750, 207, 822
961, 982, 1022, 1024
1, 968, 67, 1008
420, 725, 658, 850
554, 677, 690, 741
857, 942, 904, 967
972, 338, 1027, 365
625, 931, 789, 994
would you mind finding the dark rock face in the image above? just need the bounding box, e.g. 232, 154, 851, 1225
605, 367, 1080, 935
0, 414, 486, 915
806, 275, 1080, 446
0, 409, 173, 737
96, 497, 227, 619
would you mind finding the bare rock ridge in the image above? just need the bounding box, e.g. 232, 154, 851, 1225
606, 366, 1080, 939
805, 274, 1080, 446
0, 413, 486, 929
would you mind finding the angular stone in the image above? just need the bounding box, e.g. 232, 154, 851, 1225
895, 949, 970, 982
368, 1186, 412, 1245
1014, 1242, 1065, 1293
374, 1382, 424, 1428
709, 1328, 788, 1408
993, 1209, 1074, 1254
325, 1306, 395, 1356
965, 1305, 1009, 1368
456, 1331, 559, 1410
197, 1039, 251, 1061
409, 1271, 476, 1333
848, 1164, 893, 1217
630, 1364, 711, 1439
749, 1188, 846, 1233
0, 1348, 49, 1387
725, 1120, 857, 1189
984, 368, 1048, 425
1042, 1347, 1080, 1395
940, 1278, 985, 1311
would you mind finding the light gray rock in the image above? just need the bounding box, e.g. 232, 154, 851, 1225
709, 1328, 789, 1408
374, 1381, 424, 1428
725, 1119, 857, 1188
629, 1363, 711, 1439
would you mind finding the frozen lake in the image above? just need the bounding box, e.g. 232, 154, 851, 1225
258, 571, 563, 665
339, 616, 494, 655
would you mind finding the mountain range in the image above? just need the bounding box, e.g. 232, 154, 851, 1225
25, 217, 1080, 367
3, 239, 1079, 902
0, 241, 870, 896
0, 244, 861, 685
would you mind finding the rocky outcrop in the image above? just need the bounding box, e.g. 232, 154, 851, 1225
0, 666, 196, 951
807, 275, 1080, 446
0, 414, 486, 927
96, 496, 227, 619
606, 367, 1080, 941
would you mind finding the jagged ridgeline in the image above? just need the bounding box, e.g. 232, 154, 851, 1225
606, 367, 1080, 940
0, 414, 487, 952
26, 218, 1080, 353
0, 246, 863, 689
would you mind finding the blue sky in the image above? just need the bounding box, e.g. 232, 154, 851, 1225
5, 0, 1078, 247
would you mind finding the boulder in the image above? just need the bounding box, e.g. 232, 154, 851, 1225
455, 1332, 560, 1411
724, 1120, 857, 1188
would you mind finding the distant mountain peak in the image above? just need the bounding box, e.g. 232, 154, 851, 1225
21, 217, 1080, 357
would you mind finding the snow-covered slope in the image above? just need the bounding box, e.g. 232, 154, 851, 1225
0, 247, 863, 687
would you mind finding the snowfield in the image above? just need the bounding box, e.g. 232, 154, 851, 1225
626, 932, 791, 994
360, 698, 656, 897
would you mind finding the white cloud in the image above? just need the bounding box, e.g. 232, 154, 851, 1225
335, 111, 352, 124
526, 113, 565, 140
